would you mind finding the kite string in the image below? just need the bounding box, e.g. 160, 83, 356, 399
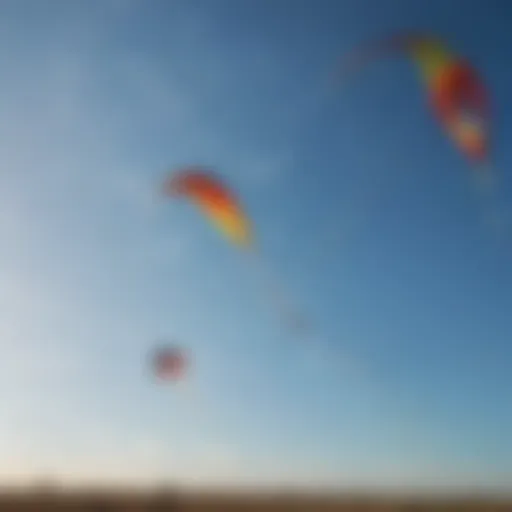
245, 247, 309, 339
245, 247, 374, 384
470, 165, 512, 241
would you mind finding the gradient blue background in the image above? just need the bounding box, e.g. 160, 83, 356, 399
0, 0, 510, 491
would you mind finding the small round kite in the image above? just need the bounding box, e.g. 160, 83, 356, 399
152, 345, 187, 383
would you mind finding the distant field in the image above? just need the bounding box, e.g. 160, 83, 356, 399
0, 490, 510, 511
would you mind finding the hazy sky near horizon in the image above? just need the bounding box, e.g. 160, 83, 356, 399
0, 0, 511, 491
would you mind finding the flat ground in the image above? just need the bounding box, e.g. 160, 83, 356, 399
0, 490, 509, 511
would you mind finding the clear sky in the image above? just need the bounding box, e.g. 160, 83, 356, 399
0, 0, 511, 493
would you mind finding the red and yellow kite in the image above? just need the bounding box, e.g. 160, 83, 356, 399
152, 344, 188, 383
162, 166, 308, 336
341, 32, 491, 168
163, 167, 253, 249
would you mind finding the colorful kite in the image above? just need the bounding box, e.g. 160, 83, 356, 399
340, 32, 491, 170
163, 167, 253, 249
152, 345, 187, 383
162, 166, 308, 336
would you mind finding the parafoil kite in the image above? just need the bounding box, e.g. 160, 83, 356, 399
340, 32, 491, 168
162, 166, 308, 337
152, 345, 187, 382
163, 167, 253, 249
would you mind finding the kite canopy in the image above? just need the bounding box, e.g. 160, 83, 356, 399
341, 31, 491, 166
163, 167, 253, 248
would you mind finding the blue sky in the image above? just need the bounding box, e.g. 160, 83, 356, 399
0, 0, 511, 492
